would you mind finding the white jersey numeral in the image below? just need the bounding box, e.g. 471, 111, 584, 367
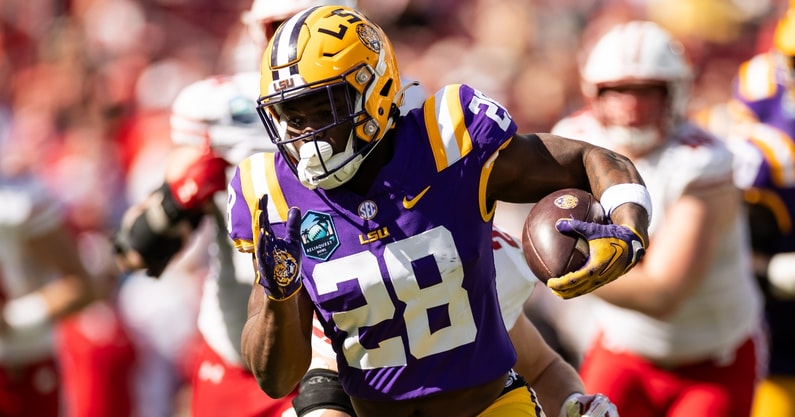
313, 227, 476, 370
469, 89, 513, 132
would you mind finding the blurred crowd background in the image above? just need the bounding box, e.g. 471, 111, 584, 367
0, 0, 788, 230
0, 0, 790, 416
2, 0, 790, 221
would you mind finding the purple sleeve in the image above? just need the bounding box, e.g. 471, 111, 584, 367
226, 164, 254, 250
459, 84, 517, 157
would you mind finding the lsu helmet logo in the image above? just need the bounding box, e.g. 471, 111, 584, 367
357, 24, 381, 53
270, 74, 305, 93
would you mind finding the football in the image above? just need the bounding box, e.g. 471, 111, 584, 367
521, 188, 606, 283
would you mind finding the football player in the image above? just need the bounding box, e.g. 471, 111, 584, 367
692, 5, 795, 416
113, 71, 301, 417
726, 6, 795, 417
114, 71, 618, 417
228, 5, 650, 417
0, 167, 98, 416
115, 2, 624, 416
551, 20, 764, 417
724, 122, 795, 417
730, 4, 795, 136
112, 2, 356, 416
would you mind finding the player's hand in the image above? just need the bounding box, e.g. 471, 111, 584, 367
167, 149, 229, 211
254, 194, 303, 301
548, 219, 646, 299
560, 393, 618, 417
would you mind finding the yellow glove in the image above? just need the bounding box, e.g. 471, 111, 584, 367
547, 219, 646, 299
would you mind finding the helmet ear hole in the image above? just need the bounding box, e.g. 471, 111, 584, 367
379, 79, 394, 96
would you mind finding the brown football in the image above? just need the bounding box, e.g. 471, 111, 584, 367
521, 188, 606, 283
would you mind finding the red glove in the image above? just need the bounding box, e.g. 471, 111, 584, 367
167, 150, 229, 211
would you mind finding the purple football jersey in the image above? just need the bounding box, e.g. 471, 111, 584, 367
227, 84, 519, 400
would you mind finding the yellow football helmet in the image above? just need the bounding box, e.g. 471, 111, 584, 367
774, 7, 795, 57
257, 5, 402, 189
240, 0, 358, 48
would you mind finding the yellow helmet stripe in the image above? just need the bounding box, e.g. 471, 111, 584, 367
269, 7, 317, 78
747, 126, 795, 187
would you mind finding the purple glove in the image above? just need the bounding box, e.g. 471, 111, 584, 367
548, 219, 646, 299
254, 194, 303, 300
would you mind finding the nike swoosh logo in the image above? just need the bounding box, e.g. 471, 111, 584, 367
402, 186, 431, 209
598, 243, 624, 277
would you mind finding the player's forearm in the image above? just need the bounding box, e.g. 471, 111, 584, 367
527, 356, 585, 415
112, 188, 202, 277
584, 148, 651, 244
39, 274, 96, 318
582, 145, 646, 196
606, 202, 650, 245
242, 289, 313, 398
26, 227, 98, 322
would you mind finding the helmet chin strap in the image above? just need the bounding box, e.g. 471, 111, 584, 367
296, 133, 363, 190
395, 80, 420, 110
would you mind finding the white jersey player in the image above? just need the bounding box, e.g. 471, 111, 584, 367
114, 71, 300, 417
0, 171, 96, 417
551, 20, 764, 417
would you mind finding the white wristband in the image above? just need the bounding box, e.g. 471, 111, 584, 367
768, 252, 795, 299
599, 183, 652, 221
560, 392, 583, 417
3, 292, 49, 331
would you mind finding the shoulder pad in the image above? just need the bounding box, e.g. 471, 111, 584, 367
683, 125, 734, 186
421, 84, 516, 172
228, 152, 288, 252
422, 84, 473, 172
735, 53, 778, 102
745, 124, 795, 188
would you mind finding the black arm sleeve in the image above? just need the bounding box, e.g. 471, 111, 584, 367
292, 369, 356, 417
113, 184, 204, 277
